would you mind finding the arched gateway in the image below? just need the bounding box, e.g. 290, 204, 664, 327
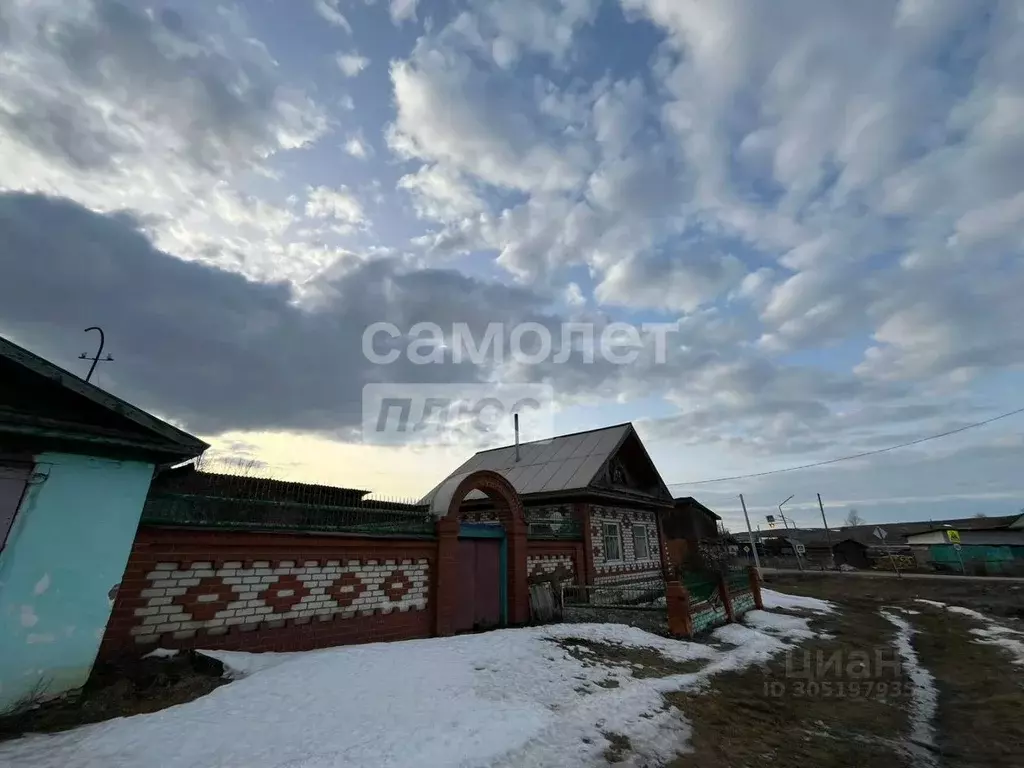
430, 469, 529, 635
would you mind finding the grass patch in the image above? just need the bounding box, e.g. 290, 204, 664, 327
665, 602, 914, 767
911, 606, 1024, 768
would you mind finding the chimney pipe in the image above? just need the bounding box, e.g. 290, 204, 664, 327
514, 413, 520, 462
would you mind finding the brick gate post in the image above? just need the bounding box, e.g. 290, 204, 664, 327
434, 517, 459, 637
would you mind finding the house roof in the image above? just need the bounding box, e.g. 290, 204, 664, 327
673, 496, 721, 520
779, 514, 1020, 547
418, 422, 672, 513
0, 335, 208, 461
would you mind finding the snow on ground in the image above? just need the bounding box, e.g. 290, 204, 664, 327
913, 599, 947, 609
761, 588, 834, 613
880, 610, 938, 767
0, 616, 823, 768
742, 609, 817, 640
912, 599, 1024, 664
970, 626, 1024, 666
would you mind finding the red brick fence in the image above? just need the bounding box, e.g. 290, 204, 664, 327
100, 526, 585, 659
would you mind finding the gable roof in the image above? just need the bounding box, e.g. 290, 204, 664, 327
673, 496, 721, 520
418, 422, 672, 513
0, 335, 208, 461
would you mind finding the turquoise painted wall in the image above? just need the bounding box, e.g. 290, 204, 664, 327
929, 544, 1018, 572
0, 452, 154, 712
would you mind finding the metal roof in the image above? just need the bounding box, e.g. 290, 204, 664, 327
419, 423, 634, 514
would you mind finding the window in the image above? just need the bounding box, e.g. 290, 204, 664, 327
632, 525, 650, 560
602, 522, 622, 561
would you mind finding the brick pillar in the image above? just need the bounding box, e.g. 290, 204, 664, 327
576, 502, 596, 587
665, 581, 693, 638
718, 572, 734, 623
506, 517, 530, 625
434, 517, 459, 637
748, 565, 763, 610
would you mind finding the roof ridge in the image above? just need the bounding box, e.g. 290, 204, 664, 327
471, 421, 633, 454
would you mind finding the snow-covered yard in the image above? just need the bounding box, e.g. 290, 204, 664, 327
0, 601, 827, 768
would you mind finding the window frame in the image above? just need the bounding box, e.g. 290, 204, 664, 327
632, 524, 650, 561
601, 521, 623, 562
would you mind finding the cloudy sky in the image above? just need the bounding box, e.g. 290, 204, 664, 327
2, 0, 1023, 530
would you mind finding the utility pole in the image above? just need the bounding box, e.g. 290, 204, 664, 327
778, 494, 803, 571
79, 326, 113, 383
818, 493, 835, 569
739, 494, 760, 576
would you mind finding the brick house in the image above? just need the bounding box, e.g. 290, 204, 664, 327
420, 423, 675, 600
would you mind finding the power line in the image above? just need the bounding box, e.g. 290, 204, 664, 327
666, 404, 1024, 488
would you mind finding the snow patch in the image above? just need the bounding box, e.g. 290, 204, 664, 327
0, 619, 820, 768
970, 626, 1024, 666
912, 600, 1024, 663
880, 609, 937, 767
913, 599, 947, 609
19, 605, 38, 628
743, 609, 816, 640
761, 588, 834, 613
141, 648, 180, 660
945, 605, 988, 622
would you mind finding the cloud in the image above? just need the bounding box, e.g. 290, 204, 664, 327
0, 192, 562, 436
0, 0, 330, 281
390, 0, 420, 25
305, 185, 367, 227
336, 51, 370, 77
344, 132, 373, 159
398, 164, 485, 222
313, 0, 352, 33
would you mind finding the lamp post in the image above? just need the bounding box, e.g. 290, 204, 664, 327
778, 495, 804, 571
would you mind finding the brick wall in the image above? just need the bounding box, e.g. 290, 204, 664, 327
101, 527, 436, 657
526, 540, 584, 584
589, 506, 663, 587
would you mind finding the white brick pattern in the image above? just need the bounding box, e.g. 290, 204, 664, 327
129, 558, 429, 643
527, 554, 576, 583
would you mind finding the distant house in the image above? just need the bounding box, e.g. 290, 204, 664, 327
0, 336, 207, 712
906, 514, 1024, 574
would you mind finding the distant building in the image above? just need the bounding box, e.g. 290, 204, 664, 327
906, 515, 1024, 575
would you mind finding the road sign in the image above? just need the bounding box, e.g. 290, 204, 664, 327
953, 543, 962, 552
873, 526, 888, 540
947, 529, 961, 544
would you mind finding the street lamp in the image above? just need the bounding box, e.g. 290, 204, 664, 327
778, 495, 795, 530
777, 495, 804, 571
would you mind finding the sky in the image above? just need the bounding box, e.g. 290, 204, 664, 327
1, 0, 1023, 531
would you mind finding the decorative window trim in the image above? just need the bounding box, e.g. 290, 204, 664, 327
632, 524, 650, 561
601, 521, 623, 562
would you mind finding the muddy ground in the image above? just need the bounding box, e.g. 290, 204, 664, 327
664, 574, 1024, 768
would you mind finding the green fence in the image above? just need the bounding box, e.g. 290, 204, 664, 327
141, 492, 437, 536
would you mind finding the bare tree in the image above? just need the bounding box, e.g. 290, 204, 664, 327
845, 508, 864, 527
974, 512, 988, 519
